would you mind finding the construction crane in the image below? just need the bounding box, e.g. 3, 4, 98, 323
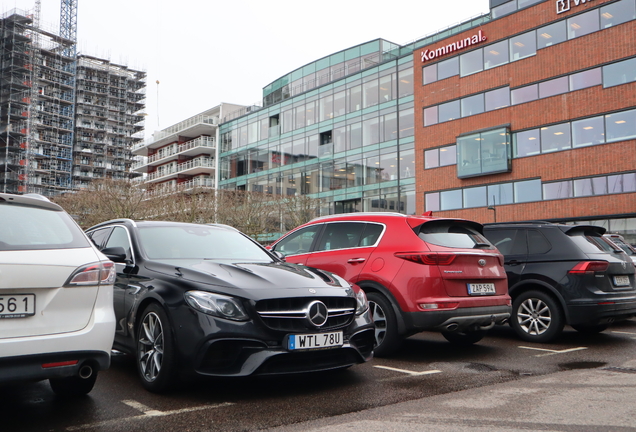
59, 0, 78, 190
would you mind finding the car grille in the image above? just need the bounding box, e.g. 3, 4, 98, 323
255, 297, 356, 332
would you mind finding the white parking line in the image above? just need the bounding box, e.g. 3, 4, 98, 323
374, 365, 442, 376
66, 401, 234, 430
611, 330, 636, 336
519, 346, 587, 357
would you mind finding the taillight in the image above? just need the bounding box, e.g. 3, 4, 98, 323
65, 261, 116, 286
419, 302, 459, 310
395, 252, 456, 265
569, 261, 609, 274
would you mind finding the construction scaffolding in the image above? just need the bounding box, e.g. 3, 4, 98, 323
1, 8, 75, 195
73, 55, 145, 188
0, 6, 146, 196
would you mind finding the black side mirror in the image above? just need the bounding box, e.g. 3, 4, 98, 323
101, 246, 128, 263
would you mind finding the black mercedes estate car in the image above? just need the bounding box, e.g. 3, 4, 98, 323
86, 220, 374, 392
483, 222, 636, 343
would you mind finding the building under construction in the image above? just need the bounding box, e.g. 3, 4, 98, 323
74, 55, 145, 189
0, 7, 146, 196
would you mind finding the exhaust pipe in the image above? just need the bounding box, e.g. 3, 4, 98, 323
78, 364, 93, 380
445, 323, 459, 332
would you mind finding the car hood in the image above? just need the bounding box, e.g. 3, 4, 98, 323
143, 259, 352, 296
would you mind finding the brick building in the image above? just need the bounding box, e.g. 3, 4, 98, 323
415, 0, 636, 241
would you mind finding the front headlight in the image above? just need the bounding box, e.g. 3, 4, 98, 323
355, 288, 369, 315
184, 291, 249, 321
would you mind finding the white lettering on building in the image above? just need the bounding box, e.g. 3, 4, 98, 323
557, 0, 595, 14
421, 30, 487, 63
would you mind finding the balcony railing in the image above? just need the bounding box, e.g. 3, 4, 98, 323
152, 115, 217, 141
146, 157, 215, 182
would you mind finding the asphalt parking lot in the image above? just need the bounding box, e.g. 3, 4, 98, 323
2, 319, 636, 432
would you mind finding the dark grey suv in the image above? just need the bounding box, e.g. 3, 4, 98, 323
483, 222, 636, 343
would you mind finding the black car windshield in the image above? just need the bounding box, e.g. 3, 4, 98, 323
0, 203, 90, 251
138, 226, 273, 261
418, 220, 493, 249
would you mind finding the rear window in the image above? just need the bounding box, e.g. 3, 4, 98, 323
568, 230, 622, 254
418, 220, 494, 249
0, 203, 90, 251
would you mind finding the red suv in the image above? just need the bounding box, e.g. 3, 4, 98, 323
269, 213, 511, 356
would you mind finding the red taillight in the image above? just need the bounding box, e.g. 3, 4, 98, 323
42, 360, 78, 369
395, 252, 456, 266
419, 302, 459, 310
66, 261, 116, 286
569, 261, 610, 274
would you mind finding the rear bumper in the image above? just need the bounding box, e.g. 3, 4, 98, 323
405, 305, 512, 333
0, 351, 110, 385
567, 297, 636, 326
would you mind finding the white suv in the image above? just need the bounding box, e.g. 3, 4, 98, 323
0, 193, 116, 396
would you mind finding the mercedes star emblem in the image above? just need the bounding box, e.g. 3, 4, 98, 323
306, 300, 328, 327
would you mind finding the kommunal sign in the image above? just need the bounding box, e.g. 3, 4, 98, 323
421, 30, 487, 63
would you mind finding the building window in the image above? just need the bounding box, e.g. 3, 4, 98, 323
438, 100, 460, 123
572, 116, 604, 148
464, 186, 487, 208
440, 189, 463, 210
539, 76, 569, 98
541, 123, 571, 153
460, 49, 484, 77
543, 180, 573, 200
603, 57, 636, 88
511, 84, 538, 105
485, 87, 511, 111
567, 9, 600, 39
570, 68, 602, 90
514, 179, 542, 203
514, 129, 540, 157
605, 109, 636, 142
537, 21, 567, 49
601, 0, 636, 28
461, 93, 485, 117
438, 57, 459, 80
487, 183, 514, 206
484, 40, 509, 69
509, 31, 536, 61
457, 127, 511, 179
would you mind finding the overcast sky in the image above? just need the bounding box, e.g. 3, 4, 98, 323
3, 0, 490, 138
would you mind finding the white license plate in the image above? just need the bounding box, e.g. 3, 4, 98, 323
614, 276, 631, 287
467, 283, 496, 295
0, 294, 35, 319
288, 331, 343, 350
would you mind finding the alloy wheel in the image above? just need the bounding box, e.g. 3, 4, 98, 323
138, 311, 164, 382
517, 298, 551, 336
369, 300, 387, 347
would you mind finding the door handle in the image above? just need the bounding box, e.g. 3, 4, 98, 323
347, 258, 366, 264
507, 260, 520, 266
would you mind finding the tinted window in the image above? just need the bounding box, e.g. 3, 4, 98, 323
316, 223, 365, 251
537, 21, 567, 49
0, 203, 90, 251
418, 220, 493, 249
274, 225, 321, 256
484, 229, 527, 255
527, 229, 552, 254
438, 57, 459, 80
360, 223, 384, 246
88, 227, 112, 249
139, 226, 272, 261
568, 230, 619, 254
105, 226, 133, 262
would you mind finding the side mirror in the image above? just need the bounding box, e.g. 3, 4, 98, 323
271, 250, 286, 262
101, 246, 128, 263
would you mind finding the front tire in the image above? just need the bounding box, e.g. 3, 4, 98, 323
136, 303, 176, 392
511, 290, 564, 343
442, 330, 486, 345
366, 292, 402, 357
